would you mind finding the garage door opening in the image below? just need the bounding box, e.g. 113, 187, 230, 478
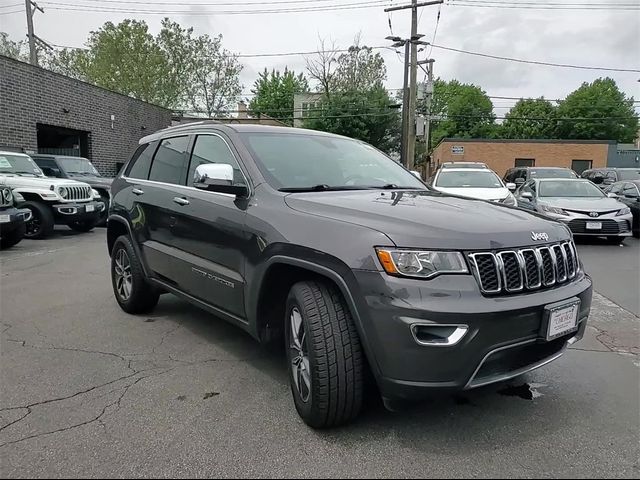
37, 124, 89, 158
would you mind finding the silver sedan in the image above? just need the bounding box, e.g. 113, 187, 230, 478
514, 178, 633, 243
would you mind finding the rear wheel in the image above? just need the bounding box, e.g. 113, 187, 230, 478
285, 280, 364, 428
111, 235, 159, 314
23, 201, 54, 239
0, 222, 26, 249
68, 219, 96, 233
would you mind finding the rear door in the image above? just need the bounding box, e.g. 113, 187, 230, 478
164, 132, 250, 318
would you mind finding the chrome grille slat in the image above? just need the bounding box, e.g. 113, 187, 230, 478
62, 185, 91, 202
469, 241, 579, 295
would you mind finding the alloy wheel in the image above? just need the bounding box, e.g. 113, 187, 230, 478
114, 248, 133, 301
24, 211, 41, 237
290, 307, 311, 403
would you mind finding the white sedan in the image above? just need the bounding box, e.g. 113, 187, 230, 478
430, 167, 518, 206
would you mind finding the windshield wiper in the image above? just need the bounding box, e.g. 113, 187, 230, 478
369, 184, 422, 190
279, 184, 368, 192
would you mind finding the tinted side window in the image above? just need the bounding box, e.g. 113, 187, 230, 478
522, 180, 536, 195
609, 183, 624, 194
148, 136, 190, 185
623, 183, 639, 197
188, 134, 246, 186
126, 143, 155, 179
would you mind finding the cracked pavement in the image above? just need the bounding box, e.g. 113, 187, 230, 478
0, 230, 638, 478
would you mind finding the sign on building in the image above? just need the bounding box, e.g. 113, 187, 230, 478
451, 146, 464, 155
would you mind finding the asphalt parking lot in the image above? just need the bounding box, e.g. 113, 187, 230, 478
1, 230, 638, 478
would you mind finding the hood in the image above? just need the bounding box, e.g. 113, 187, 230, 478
0, 174, 92, 190
433, 186, 510, 201
284, 190, 570, 250
68, 175, 113, 189
539, 197, 625, 212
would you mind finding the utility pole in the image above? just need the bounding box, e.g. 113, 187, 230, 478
400, 41, 410, 168
385, 0, 443, 169
24, 0, 45, 66
419, 59, 435, 154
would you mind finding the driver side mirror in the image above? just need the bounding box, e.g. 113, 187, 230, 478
520, 192, 534, 200
506, 182, 517, 191
515, 177, 525, 186
410, 170, 422, 180
592, 175, 604, 185
41, 166, 62, 177
193, 163, 248, 197
606, 192, 619, 198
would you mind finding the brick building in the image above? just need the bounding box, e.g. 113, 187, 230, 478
431, 138, 617, 177
0, 55, 172, 176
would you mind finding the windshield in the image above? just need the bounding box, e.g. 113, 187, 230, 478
58, 157, 100, 176
0, 154, 44, 177
239, 133, 425, 190
618, 170, 640, 180
435, 170, 503, 188
530, 168, 577, 179
539, 180, 604, 198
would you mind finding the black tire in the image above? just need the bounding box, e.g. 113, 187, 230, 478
23, 201, 54, 239
285, 280, 364, 428
606, 236, 625, 245
96, 195, 109, 227
68, 220, 96, 233
0, 222, 26, 249
110, 235, 160, 314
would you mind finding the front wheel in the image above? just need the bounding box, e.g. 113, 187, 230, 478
285, 281, 364, 428
111, 235, 160, 314
23, 201, 54, 239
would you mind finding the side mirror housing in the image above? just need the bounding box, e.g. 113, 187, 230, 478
592, 175, 604, 184
506, 182, 517, 191
606, 192, 619, 198
515, 177, 525, 186
193, 163, 248, 197
521, 192, 534, 200
410, 170, 422, 179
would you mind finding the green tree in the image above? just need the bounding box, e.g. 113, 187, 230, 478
500, 98, 558, 139
248, 68, 308, 126
0, 32, 27, 61
429, 79, 496, 145
556, 78, 638, 142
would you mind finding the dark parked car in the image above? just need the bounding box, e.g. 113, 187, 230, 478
31, 154, 112, 225
582, 168, 640, 190
604, 180, 640, 237
503, 167, 578, 188
0, 187, 32, 249
107, 123, 593, 428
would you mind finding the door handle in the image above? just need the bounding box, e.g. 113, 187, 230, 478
132, 188, 144, 196
173, 197, 190, 206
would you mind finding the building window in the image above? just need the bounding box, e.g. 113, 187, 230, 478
301, 102, 318, 118
571, 159, 592, 175
515, 158, 535, 167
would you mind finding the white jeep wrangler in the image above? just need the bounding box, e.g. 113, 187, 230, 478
0, 151, 105, 239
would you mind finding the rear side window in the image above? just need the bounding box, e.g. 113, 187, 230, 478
149, 136, 190, 185
126, 143, 155, 179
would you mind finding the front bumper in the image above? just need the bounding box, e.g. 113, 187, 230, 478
543, 211, 633, 237
352, 270, 592, 400
52, 201, 104, 223
0, 207, 31, 233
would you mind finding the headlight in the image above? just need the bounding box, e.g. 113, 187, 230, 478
2, 188, 12, 203
92, 188, 101, 199
617, 207, 631, 216
540, 204, 568, 216
13, 191, 24, 203
376, 248, 469, 279
501, 193, 517, 206
59, 187, 68, 198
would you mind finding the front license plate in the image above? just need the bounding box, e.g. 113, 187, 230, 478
546, 301, 580, 341
586, 221, 602, 230
86, 204, 95, 212
0, 214, 10, 223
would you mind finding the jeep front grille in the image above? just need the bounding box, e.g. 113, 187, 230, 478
468, 241, 579, 295
63, 185, 92, 201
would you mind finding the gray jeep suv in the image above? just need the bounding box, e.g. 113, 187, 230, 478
107, 123, 592, 428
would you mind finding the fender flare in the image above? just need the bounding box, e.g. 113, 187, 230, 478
107, 214, 152, 278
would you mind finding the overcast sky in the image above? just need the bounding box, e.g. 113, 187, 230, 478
1, 0, 638, 113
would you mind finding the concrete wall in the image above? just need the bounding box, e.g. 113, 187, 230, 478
0, 55, 172, 176
431, 139, 613, 177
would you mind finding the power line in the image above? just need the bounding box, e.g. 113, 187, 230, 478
42, 0, 364, 4
0, 3, 22, 8
450, 0, 640, 10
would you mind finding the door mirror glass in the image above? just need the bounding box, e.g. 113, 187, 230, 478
520, 191, 533, 200
515, 177, 525, 186
194, 163, 248, 197
506, 182, 517, 191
